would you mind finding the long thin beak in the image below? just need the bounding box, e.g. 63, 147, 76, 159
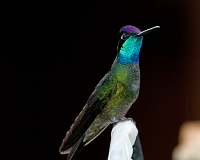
136, 26, 160, 36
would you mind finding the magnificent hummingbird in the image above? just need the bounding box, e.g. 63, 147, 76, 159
59, 25, 160, 160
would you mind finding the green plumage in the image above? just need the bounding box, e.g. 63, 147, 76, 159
84, 59, 141, 143
59, 25, 160, 160
83, 33, 143, 143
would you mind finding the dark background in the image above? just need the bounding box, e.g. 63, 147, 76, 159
2, 1, 200, 160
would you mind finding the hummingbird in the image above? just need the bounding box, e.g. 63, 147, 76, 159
59, 25, 160, 160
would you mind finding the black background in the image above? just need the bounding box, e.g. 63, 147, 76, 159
2, 1, 200, 160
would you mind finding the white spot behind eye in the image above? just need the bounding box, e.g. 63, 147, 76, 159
121, 33, 126, 40
120, 34, 124, 40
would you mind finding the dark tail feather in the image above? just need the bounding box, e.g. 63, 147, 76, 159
67, 134, 85, 160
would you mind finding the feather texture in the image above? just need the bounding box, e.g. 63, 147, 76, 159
59, 25, 159, 159
59, 71, 117, 154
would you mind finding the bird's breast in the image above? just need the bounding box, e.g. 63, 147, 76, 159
112, 61, 140, 91
99, 62, 141, 122
83, 64, 141, 142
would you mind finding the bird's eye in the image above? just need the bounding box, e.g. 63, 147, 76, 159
121, 33, 129, 40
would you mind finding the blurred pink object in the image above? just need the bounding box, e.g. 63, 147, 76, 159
172, 121, 200, 160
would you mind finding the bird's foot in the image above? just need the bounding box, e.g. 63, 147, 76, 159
120, 117, 127, 121
117, 117, 133, 123
112, 117, 134, 128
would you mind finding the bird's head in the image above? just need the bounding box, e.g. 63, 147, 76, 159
117, 25, 160, 51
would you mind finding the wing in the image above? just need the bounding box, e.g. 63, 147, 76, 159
59, 71, 117, 154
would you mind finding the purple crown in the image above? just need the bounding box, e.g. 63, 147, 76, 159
120, 25, 141, 34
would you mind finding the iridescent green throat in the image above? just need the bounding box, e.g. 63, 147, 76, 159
118, 36, 143, 65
